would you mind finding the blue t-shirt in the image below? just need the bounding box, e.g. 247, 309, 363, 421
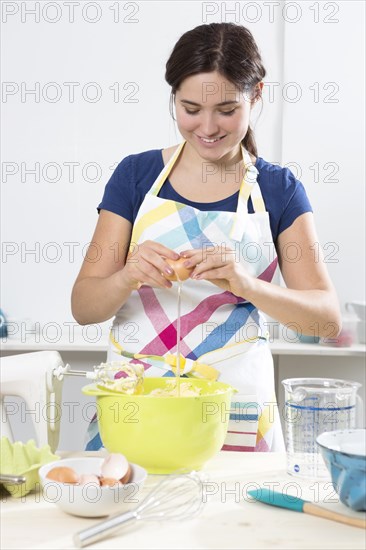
97, 149, 313, 242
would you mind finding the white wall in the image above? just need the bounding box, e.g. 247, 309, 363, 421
1, 1, 365, 334
281, 0, 365, 313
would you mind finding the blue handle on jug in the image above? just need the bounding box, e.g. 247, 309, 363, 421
0, 309, 8, 338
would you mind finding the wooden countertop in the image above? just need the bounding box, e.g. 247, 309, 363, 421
1, 451, 365, 549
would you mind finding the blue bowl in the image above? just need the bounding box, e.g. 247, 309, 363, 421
298, 334, 320, 344
316, 429, 366, 511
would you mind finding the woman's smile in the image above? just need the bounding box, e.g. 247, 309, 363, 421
195, 134, 227, 146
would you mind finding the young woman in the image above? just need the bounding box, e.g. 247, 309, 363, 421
72, 23, 341, 452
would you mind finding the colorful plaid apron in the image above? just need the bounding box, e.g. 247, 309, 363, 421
86, 141, 284, 452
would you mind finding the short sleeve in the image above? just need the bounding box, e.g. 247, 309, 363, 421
278, 167, 313, 235
97, 156, 134, 222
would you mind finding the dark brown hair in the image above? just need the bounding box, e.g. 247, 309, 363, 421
165, 22, 266, 157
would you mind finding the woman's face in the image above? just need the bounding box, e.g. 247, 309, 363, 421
174, 71, 258, 162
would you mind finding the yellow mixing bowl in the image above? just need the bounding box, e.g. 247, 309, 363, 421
82, 378, 235, 474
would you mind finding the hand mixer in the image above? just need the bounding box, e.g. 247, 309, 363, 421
0, 351, 142, 452
74, 471, 205, 548
0, 351, 65, 452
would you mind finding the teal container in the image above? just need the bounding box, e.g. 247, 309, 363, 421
0, 309, 8, 338
317, 429, 366, 511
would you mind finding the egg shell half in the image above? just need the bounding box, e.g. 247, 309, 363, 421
164, 258, 194, 281
100, 477, 122, 487
121, 463, 132, 484
78, 474, 100, 486
101, 453, 129, 480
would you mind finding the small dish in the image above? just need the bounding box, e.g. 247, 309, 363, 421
298, 334, 320, 344
39, 457, 147, 517
316, 429, 366, 511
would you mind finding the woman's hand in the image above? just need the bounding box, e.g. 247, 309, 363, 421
120, 240, 180, 290
180, 245, 255, 298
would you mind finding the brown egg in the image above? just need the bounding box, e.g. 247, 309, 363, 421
46, 466, 79, 484
120, 464, 132, 484
100, 477, 122, 487
164, 258, 194, 281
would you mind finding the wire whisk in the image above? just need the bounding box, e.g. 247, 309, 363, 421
73, 472, 206, 548
54, 360, 145, 395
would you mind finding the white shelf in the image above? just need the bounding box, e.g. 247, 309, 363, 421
1, 335, 365, 356
0, 335, 109, 352
270, 339, 366, 357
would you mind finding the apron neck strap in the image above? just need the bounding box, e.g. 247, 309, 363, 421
239, 144, 265, 214
150, 140, 265, 214
150, 141, 186, 196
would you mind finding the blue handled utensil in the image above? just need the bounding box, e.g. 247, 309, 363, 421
0, 309, 8, 338
248, 489, 366, 529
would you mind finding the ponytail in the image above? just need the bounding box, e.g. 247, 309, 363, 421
242, 126, 258, 159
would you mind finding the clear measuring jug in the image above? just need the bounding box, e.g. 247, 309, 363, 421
282, 378, 363, 478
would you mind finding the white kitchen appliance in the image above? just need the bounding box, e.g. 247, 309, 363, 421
0, 350, 65, 452
0, 352, 134, 452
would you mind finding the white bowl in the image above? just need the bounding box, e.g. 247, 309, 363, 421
38, 457, 147, 517
345, 301, 366, 321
